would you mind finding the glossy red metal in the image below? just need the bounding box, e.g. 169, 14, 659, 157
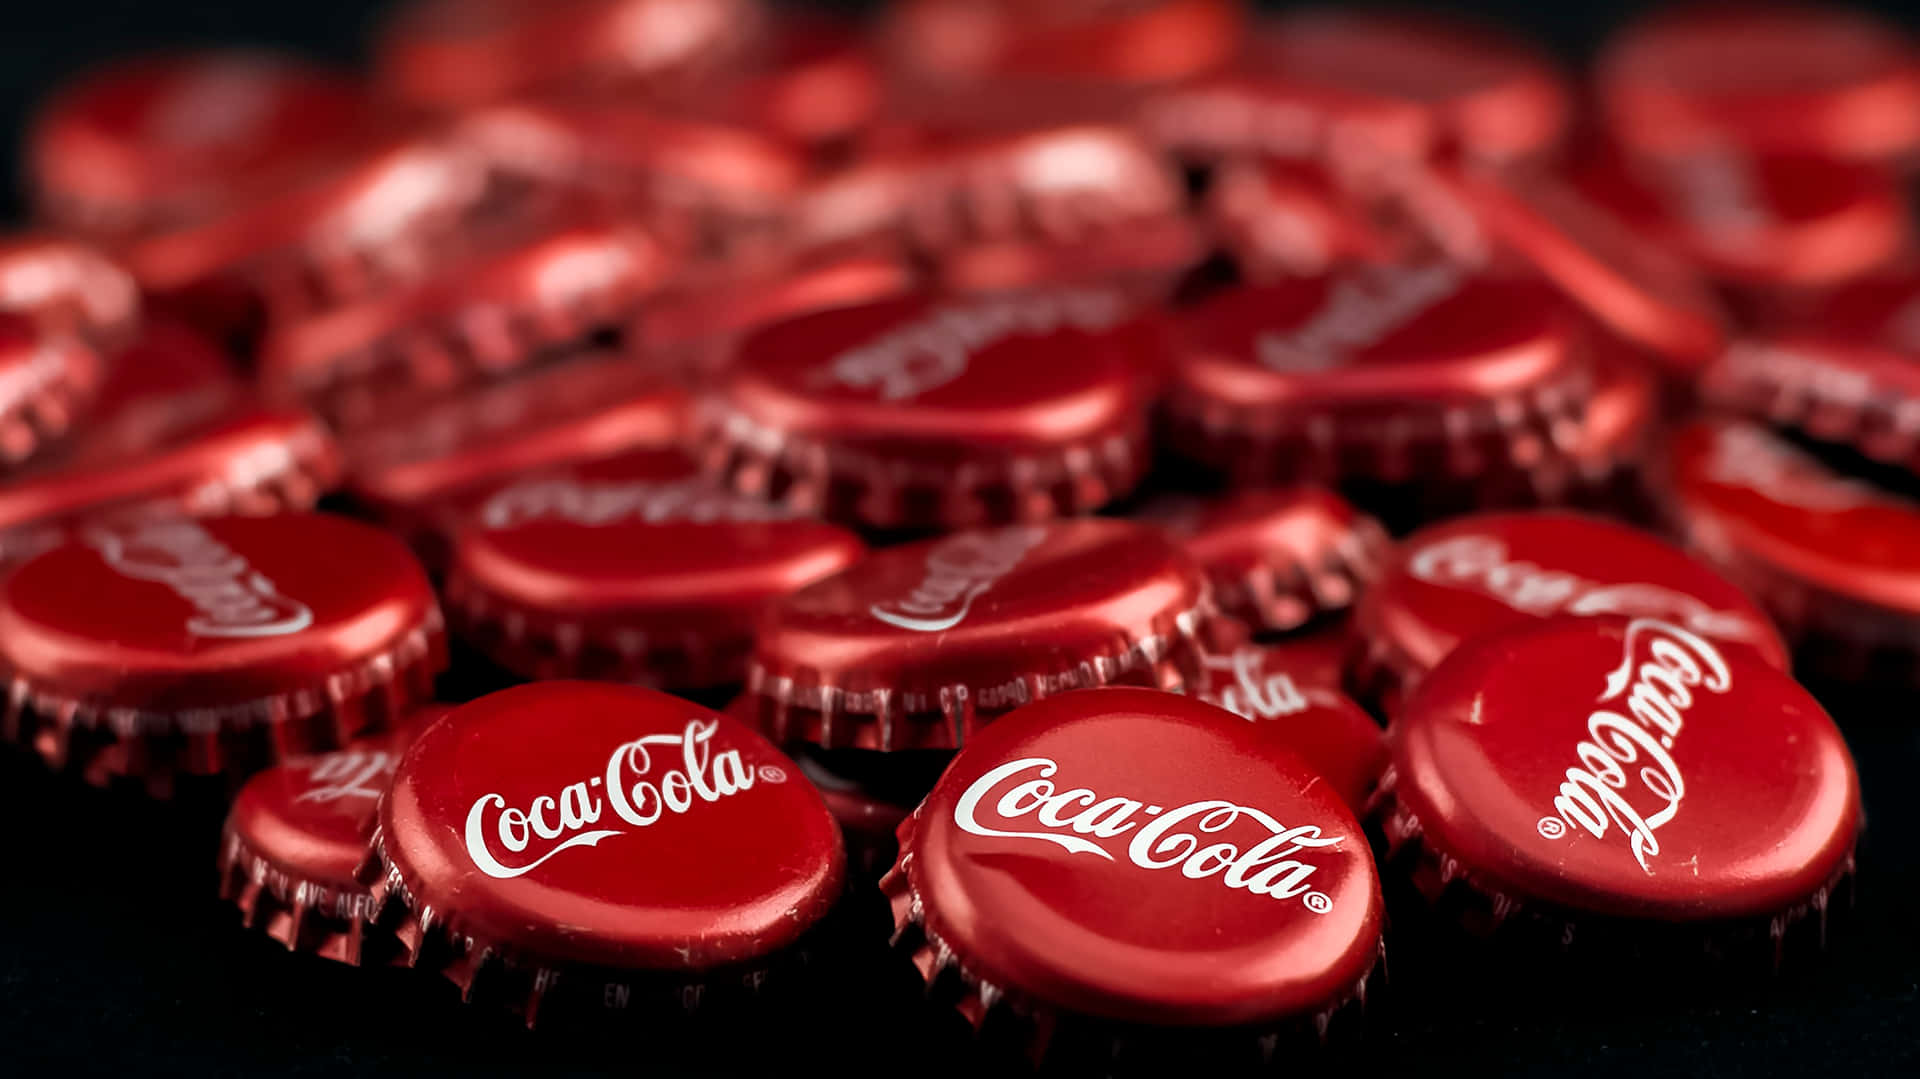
1, 514, 444, 794
702, 288, 1157, 530
1209, 159, 1403, 279
881, 0, 1244, 90
219, 704, 452, 963
1164, 264, 1588, 485
884, 686, 1382, 1063
1379, 616, 1859, 951
29, 52, 365, 238
747, 520, 1213, 751
446, 448, 864, 689
0, 314, 102, 470
1353, 511, 1789, 717
370, 681, 842, 1024
1141, 487, 1389, 633
1598, 4, 1920, 163
1658, 417, 1920, 681
0, 236, 141, 348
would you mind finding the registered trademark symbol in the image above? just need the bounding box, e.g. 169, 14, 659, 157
758, 765, 788, 784
1537, 816, 1568, 840
1303, 892, 1333, 915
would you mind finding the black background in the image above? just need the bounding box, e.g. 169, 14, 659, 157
4, 2, 1920, 1076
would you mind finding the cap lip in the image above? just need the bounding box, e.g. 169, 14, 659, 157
367, 681, 845, 1023
3, 515, 446, 789
747, 521, 1215, 750
881, 687, 1383, 1054
1705, 333, 1920, 473
1380, 616, 1861, 937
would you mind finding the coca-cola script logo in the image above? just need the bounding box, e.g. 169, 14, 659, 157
816, 289, 1128, 401
1701, 424, 1880, 512
1256, 260, 1462, 372
868, 526, 1048, 633
1194, 648, 1309, 721
479, 476, 793, 530
1533, 618, 1731, 873
1407, 533, 1766, 643
294, 748, 397, 806
954, 758, 1345, 911
463, 719, 780, 880
85, 520, 314, 638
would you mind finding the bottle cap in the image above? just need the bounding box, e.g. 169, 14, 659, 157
0, 314, 103, 471
28, 52, 364, 238
701, 288, 1156, 531
1209, 159, 1404, 280
1378, 616, 1859, 960
1164, 263, 1589, 486
1, 514, 444, 794
880, 0, 1243, 90
1140, 487, 1390, 633
0, 325, 338, 568
1354, 510, 1789, 716
1655, 417, 1920, 681
1139, 62, 1435, 167
1598, 5, 1920, 163
370, 681, 843, 1024
1182, 642, 1386, 813
1572, 150, 1908, 289
885, 686, 1382, 1066
219, 704, 452, 963
257, 214, 677, 425
0, 235, 142, 348
446, 448, 864, 689
344, 351, 689, 565
1259, 9, 1571, 164
747, 519, 1212, 750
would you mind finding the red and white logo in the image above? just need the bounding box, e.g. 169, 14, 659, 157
86, 519, 314, 638
868, 526, 1048, 633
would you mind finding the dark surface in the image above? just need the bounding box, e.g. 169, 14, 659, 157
5, 1, 1920, 1076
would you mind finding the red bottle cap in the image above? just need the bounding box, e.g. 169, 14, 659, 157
257, 214, 677, 425
881, 0, 1243, 90
1573, 150, 1908, 290
124, 129, 491, 321
1554, 346, 1660, 506
748, 519, 1212, 750
1379, 616, 1859, 956
1164, 264, 1588, 486
1139, 62, 1435, 167
1405, 162, 1728, 374
1182, 643, 1386, 813
702, 288, 1157, 530
935, 216, 1209, 305
1249, 618, 1359, 698
29, 52, 365, 238
1705, 273, 1920, 467
219, 704, 452, 963
1141, 487, 1390, 634
370, 681, 843, 1024
0, 326, 339, 568
1598, 4, 1920, 163
1260, 9, 1571, 165
1354, 510, 1790, 716
446, 448, 864, 689
0, 314, 102, 471
885, 686, 1382, 1063
1657, 417, 1920, 680
377, 0, 762, 111
344, 352, 689, 561
0, 236, 142, 348
1209, 160, 1404, 280
1, 514, 445, 793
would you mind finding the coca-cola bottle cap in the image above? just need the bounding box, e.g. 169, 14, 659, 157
1, 514, 445, 794
0, 325, 339, 569
1354, 510, 1789, 716
1141, 487, 1390, 634
1164, 265, 1590, 486
1656, 417, 1920, 682
1597, 5, 1920, 163
343, 351, 689, 566
1377, 616, 1860, 960
1180, 642, 1386, 813
446, 448, 864, 689
701, 289, 1157, 530
747, 519, 1212, 750
884, 686, 1383, 1066
219, 704, 452, 963
1259, 9, 1571, 164
28, 52, 365, 238
369, 681, 843, 1025
256, 214, 678, 426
